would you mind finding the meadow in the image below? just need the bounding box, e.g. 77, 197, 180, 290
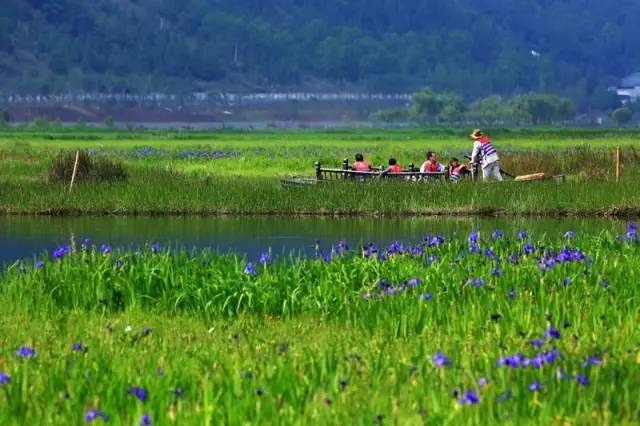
1, 225, 639, 424
1, 126, 640, 216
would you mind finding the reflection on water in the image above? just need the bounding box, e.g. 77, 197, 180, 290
0, 215, 630, 264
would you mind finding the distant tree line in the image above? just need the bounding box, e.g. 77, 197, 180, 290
372, 89, 578, 125
0, 0, 638, 112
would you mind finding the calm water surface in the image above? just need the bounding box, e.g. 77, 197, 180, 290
0, 216, 631, 265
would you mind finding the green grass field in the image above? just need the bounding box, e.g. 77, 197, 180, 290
1, 127, 640, 216
1, 226, 639, 424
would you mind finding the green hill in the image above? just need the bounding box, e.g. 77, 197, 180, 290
1, 0, 638, 109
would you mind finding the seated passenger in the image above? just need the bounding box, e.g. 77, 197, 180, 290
420, 151, 445, 173
448, 158, 469, 182
382, 158, 403, 175
353, 153, 371, 172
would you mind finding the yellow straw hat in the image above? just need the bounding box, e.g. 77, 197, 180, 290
470, 129, 484, 139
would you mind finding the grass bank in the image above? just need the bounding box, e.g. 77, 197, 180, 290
1, 174, 640, 217
1, 127, 640, 217
1, 228, 639, 423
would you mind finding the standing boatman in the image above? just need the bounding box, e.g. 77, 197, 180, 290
470, 129, 502, 182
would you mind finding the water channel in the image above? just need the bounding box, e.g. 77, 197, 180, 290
1, 215, 632, 265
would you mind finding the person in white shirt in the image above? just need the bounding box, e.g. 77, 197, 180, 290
470, 129, 502, 181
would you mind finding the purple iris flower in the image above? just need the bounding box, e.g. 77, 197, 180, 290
508, 289, 517, 299
35, 260, 45, 269
408, 278, 422, 287
258, 252, 270, 265
150, 243, 162, 253
0, 371, 10, 385
508, 254, 520, 265
528, 381, 543, 392
128, 386, 148, 402
576, 374, 590, 386
52, 245, 71, 260
484, 248, 497, 259
518, 230, 529, 240
478, 377, 488, 387
523, 243, 534, 255
432, 352, 451, 368
429, 236, 444, 247
468, 243, 481, 254
243, 262, 257, 275
626, 222, 637, 241
72, 342, 88, 352
528, 339, 546, 348
492, 268, 503, 277
544, 326, 561, 339
457, 391, 480, 405
468, 229, 479, 243
140, 413, 152, 426
467, 278, 485, 288
492, 229, 504, 239
564, 231, 576, 239
421, 292, 433, 301
100, 244, 111, 255
583, 355, 602, 368
15, 346, 37, 358
85, 409, 109, 422
427, 254, 438, 264
334, 240, 349, 253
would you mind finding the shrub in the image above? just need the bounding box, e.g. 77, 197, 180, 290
48, 150, 127, 183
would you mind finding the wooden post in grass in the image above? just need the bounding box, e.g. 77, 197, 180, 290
69, 150, 80, 193
616, 146, 621, 183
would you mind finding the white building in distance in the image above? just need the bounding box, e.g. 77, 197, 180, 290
616, 72, 640, 103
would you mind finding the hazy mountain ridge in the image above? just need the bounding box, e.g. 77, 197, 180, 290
1, 0, 638, 109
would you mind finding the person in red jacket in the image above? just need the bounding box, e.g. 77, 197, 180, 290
382, 158, 403, 174
353, 153, 371, 172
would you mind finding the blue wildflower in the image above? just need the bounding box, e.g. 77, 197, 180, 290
243, 262, 257, 275
128, 386, 148, 402
492, 268, 503, 277
432, 352, 451, 368
52, 245, 71, 260
140, 413, 152, 426
484, 248, 497, 259
478, 377, 488, 387
544, 326, 561, 339
492, 229, 504, 239
518, 230, 529, 240
429, 236, 444, 246
583, 355, 602, 368
85, 409, 109, 422
150, 243, 162, 253
259, 252, 270, 265
508, 253, 520, 264
561, 277, 572, 286
576, 374, 590, 386
408, 278, 422, 287
508, 289, 516, 299
427, 254, 438, 265
528, 381, 543, 392
35, 260, 45, 269
100, 244, 111, 255
564, 231, 576, 239
72, 342, 88, 352
600, 279, 610, 288
457, 390, 480, 405
523, 243, 534, 255
0, 371, 10, 385
468, 229, 479, 243
15, 346, 37, 358
468, 243, 481, 254
467, 278, 485, 288
528, 339, 546, 348
421, 292, 433, 301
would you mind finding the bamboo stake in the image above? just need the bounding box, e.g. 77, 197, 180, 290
616, 145, 621, 183
69, 150, 80, 193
